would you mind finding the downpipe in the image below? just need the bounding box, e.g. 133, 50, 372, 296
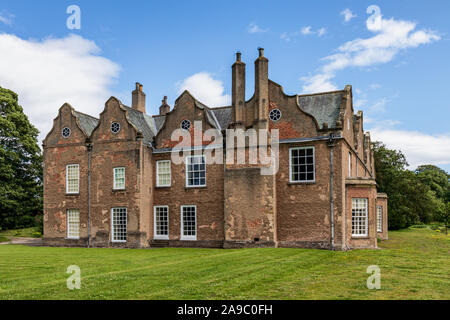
87, 142, 92, 248
327, 134, 336, 251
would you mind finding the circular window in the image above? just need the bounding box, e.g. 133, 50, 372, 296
269, 109, 282, 122
111, 122, 121, 134
181, 120, 191, 130
62, 127, 71, 139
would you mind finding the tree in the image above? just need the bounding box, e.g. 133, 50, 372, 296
372, 142, 439, 229
0, 86, 42, 230
415, 165, 449, 200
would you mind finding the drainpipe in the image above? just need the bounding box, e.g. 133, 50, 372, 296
327, 134, 336, 250
87, 142, 93, 248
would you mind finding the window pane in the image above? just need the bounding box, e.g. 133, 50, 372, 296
352, 198, 368, 236
157, 161, 171, 187
67, 209, 80, 239
291, 148, 315, 182
182, 206, 196, 237
186, 156, 206, 187
112, 208, 127, 242
377, 206, 383, 232
66, 165, 79, 193
114, 168, 125, 190
155, 206, 169, 237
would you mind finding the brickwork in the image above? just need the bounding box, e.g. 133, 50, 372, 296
43, 49, 387, 250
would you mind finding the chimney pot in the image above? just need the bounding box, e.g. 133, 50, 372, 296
236, 52, 241, 62
258, 47, 264, 57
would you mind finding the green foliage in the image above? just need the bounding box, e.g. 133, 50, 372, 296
373, 142, 449, 230
0, 87, 43, 230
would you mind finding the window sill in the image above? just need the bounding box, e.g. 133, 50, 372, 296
180, 237, 197, 241
154, 236, 169, 240
185, 186, 207, 190
351, 236, 370, 239
156, 185, 171, 189
288, 181, 316, 185
112, 189, 126, 192
66, 193, 80, 196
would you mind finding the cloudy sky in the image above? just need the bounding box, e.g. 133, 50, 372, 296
0, 0, 449, 171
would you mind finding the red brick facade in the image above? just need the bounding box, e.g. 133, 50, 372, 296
43, 49, 387, 250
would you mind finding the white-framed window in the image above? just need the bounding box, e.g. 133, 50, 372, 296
111, 122, 121, 134
113, 167, 126, 190
181, 205, 197, 240
66, 164, 79, 194
377, 205, 383, 232
67, 209, 80, 239
62, 127, 71, 139
289, 147, 315, 183
352, 198, 368, 237
154, 206, 169, 240
348, 152, 352, 177
186, 155, 206, 187
156, 160, 171, 187
111, 207, 127, 242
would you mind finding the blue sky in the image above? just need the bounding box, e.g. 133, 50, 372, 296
0, 0, 449, 170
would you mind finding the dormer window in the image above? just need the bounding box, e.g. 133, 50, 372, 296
181, 120, 191, 131
62, 127, 71, 139
111, 122, 121, 134
269, 109, 282, 122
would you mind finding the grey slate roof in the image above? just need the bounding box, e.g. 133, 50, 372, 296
297, 91, 344, 129
211, 107, 232, 130
121, 105, 156, 144
73, 111, 99, 136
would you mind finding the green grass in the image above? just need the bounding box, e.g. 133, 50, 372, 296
0, 236, 9, 243
0, 227, 41, 239
0, 227, 448, 300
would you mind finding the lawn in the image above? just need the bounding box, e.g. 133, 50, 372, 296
0, 227, 448, 300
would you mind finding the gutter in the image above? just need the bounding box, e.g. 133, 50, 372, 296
87, 143, 93, 248
327, 134, 336, 250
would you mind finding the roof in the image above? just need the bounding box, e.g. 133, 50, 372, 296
297, 91, 344, 129
73, 111, 99, 136
211, 107, 232, 130
121, 105, 157, 144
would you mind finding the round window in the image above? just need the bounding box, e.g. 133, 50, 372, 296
269, 109, 282, 122
62, 127, 71, 139
111, 122, 121, 134
181, 120, 191, 130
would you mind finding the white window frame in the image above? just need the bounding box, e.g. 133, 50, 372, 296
351, 198, 368, 237
66, 164, 79, 194
180, 205, 197, 241
111, 207, 127, 243
67, 209, 80, 239
289, 146, 316, 183
154, 206, 169, 240
377, 205, 383, 233
156, 160, 171, 187
185, 155, 206, 188
113, 167, 126, 190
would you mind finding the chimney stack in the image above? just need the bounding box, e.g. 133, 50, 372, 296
232, 51, 246, 128
254, 48, 269, 128
159, 96, 170, 115
132, 82, 146, 113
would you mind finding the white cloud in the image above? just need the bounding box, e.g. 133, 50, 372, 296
280, 32, 291, 42
369, 83, 381, 90
370, 127, 450, 169
302, 5, 440, 93
341, 8, 357, 22
0, 13, 13, 25
317, 28, 327, 37
177, 72, 230, 107
301, 26, 313, 35
354, 99, 368, 108
369, 97, 388, 113
0, 33, 120, 142
248, 23, 268, 34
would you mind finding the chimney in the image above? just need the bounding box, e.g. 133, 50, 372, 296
254, 48, 269, 128
159, 96, 170, 115
132, 82, 146, 113
232, 51, 246, 128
